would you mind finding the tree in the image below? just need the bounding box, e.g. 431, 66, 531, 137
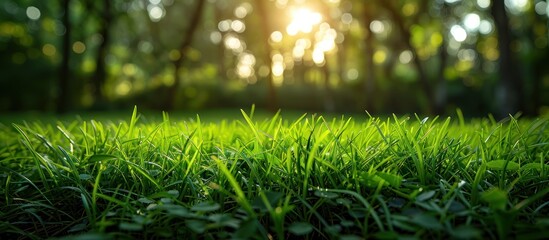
90, 0, 112, 107
165, 0, 206, 110
490, 0, 522, 118
378, 1, 435, 114
361, 4, 376, 112
57, 0, 71, 113
254, 0, 278, 112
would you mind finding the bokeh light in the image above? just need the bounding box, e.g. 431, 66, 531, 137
286, 8, 322, 36
42, 44, 56, 57
148, 5, 165, 22
370, 20, 385, 34
450, 25, 467, 42
26, 6, 41, 20
270, 31, 283, 43
477, 0, 491, 9
72, 41, 86, 54
463, 13, 481, 32
399, 50, 413, 64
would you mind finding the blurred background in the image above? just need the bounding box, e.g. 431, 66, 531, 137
0, 0, 548, 117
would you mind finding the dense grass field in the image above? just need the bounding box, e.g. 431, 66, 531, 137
1, 107, 548, 239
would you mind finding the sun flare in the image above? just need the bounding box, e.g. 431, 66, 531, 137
286, 8, 323, 36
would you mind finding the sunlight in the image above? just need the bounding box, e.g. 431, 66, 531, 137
450, 25, 467, 42
236, 52, 255, 79
272, 53, 285, 77
224, 34, 244, 53
147, 5, 165, 22
463, 13, 481, 32
286, 8, 323, 36
270, 31, 283, 43
26, 6, 41, 20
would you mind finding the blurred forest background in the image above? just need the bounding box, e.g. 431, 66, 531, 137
1, 0, 548, 117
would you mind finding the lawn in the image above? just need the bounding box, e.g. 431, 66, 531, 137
1, 107, 548, 239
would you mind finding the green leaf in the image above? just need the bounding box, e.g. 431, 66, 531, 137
411, 213, 442, 230
160, 204, 190, 217
88, 154, 118, 163
233, 219, 259, 239
486, 160, 520, 171
119, 222, 143, 231
481, 188, 508, 210
376, 172, 403, 187
451, 225, 481, 239
138, 197, 154, 204
340, 220, 354, 227
186, 220, 206, 233
79, 174, 92, 180
68, 221, 88, 233
336, 198, 352, 207
61, 233, 111, 239
208, 213, 240, 228
373, 231, 399, 239
325, 224, 342, 234
146, 203, 157, 211
416, 190, 436, 202
520, 163, 549, 172
191, 201, 220, 212
152, 227, 173, 238
340, 234, 363, 240
288, 222, 313, 235
360, 172, 385, 188
132, 215, 152, 225
314, 189, 339, 199
167, 189, 180, 198
252, 191, 283, 211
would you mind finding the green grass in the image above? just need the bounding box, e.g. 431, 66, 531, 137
1, 107, 548, 239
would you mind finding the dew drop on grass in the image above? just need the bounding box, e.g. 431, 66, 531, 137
314, 189, 339, 199
336, 198, 352, 207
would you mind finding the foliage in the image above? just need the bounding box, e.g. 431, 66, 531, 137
1, 108, 548, 239
0, 0, 548, 115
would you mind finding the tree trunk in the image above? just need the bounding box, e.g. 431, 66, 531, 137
379, 1, 434, 114
254, 0, 277, 112
434, 3, 449, 115
214, 4, 227, 84
92, 0, 111, 107
362, 6, 376, 112
165, 0, 206, 110
322, 60, 335, 112
490, 0, 522, 118
57, 0, 71, 113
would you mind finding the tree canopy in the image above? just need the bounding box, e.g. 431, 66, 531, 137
0, 0, 548, 117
